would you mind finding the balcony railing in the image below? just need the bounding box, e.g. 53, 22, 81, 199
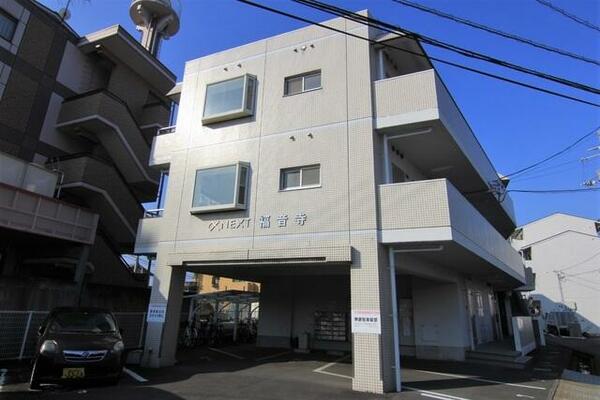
378, 179, 524, 282
0, 182, 98, 244
144, 208, 164, 218
157, 125, 176, 136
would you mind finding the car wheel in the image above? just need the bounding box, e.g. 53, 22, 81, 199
29, 360, 41, 390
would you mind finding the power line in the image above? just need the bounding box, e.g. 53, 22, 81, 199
508, 188, 600, 194
391, 0, 600, 66
567, 268, 600, 278
559, 250, 600, 272
236, 0, 600, 108
294, 0, 600, 95
503, 127, 600, 178
509, 162, 582, 183
534, 0, 600, 33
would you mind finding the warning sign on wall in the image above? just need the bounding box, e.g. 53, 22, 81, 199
146, 303, 167, 323
351, 310, 381, 334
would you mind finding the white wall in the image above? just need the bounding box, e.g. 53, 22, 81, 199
526, 231, 600, 334
411, 277, 470, 360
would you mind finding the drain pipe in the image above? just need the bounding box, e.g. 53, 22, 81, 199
387, 248, 402, 392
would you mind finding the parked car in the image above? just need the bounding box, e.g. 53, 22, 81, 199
30, 307, 125, 389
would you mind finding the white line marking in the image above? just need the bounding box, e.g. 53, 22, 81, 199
313, 355, 350, 373
516, 394, 535, 399
312, 355, 353, 380
123, 368, 147, 383
404, 386, 472, 400
255, 351, 291, 362
208, 347, 245, 360
412, 369, 547, 390
420, 393, 454, 400
314, 369, 353, 380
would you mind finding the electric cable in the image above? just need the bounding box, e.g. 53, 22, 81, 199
294, 0, 600, 95
534, 0, 600, 33
236, 0, 600, 108
391, 0, 600, 65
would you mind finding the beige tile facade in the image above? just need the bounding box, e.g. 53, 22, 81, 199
138, 11, 525, 394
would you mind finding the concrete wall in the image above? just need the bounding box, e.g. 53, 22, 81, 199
411, 277, 469, 360
257, 275, 350, 351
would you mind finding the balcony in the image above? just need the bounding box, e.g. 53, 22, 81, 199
55, 155, 144, 252
0, 182, 98, 245
378, 179, 524, 286
373, 70, 516, 237
134, 216, 163, 255
55, 89, 160, 200
149, 126, 177, 168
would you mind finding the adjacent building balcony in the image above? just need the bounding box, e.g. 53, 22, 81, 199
134, 215, 163, 255
148, 125, 177, 168
55, 89, 160, 200
0, 152, 98, 244
373, 69, 516, 237
378, 179, 525, 287
56, 154, 144, 252
0, 183, 98, 245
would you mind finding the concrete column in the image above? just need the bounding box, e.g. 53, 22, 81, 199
142, 252, 185, 368
350, 242, 395, 393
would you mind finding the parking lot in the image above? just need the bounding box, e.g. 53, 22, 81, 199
0, 344, 566, 400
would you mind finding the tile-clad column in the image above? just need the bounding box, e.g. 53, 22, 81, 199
142, 243, 185, 368
351, 239, 395, 393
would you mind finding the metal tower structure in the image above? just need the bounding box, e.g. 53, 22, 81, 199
129, 0, 181, 57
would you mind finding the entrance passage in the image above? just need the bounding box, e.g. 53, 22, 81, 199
180, 290, 260, 348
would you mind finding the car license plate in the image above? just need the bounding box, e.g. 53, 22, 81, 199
62, 368, 85, 379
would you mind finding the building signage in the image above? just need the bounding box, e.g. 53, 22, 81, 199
207, 212, 308, 232
208, 218, 251, 232
351, 310, 381, 334
259, 212, 307, 229
146, 303, 167, 323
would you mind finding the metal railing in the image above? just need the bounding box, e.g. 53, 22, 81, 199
144, 208, 164, 218
157, 125, 176, 136
0, 311, 147, 361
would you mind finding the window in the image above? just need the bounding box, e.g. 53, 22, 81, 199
520, 247, 532, 261
0, 9, 17, 42
280, 165, 320, 191
191, 162, 249, 213
202, 74, 257, 124
212, 276, 220, 289
284, 70, 321, 96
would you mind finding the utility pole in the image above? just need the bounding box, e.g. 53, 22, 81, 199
582, 133, 600, 187
553, 270, 567, 304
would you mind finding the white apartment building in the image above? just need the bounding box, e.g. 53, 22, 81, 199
511, 213, 600, 335
134, 11, 526, 393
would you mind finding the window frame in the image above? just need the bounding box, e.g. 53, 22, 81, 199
279, 164, 321, 192
190, 162, 250, 214
0, 8, 17, 43
202, 74, 257, 125
283, 70, 322, 97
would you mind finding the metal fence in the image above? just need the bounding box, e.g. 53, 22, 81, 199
0, 311, 146, 361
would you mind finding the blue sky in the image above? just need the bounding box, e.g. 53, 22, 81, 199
40, 0, 599, 225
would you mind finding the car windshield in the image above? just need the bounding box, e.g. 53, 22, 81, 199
48, 311, 117, 334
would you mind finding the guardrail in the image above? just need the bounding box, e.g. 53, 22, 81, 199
157, 126, 176, 136
0, 311, 147, 360
144, 208, 164, 218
